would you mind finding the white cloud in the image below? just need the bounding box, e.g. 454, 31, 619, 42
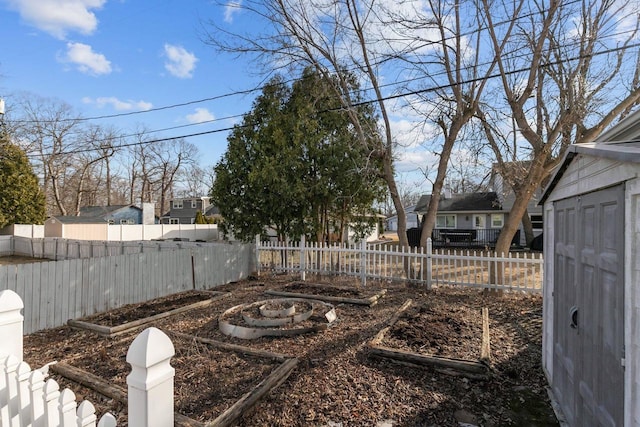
5, 0, 106, 39
186, 108, 215, 124
224, 1, 242, 23
83, 96, 153, 111
163, 44, 198, 78
61, 42, 112, 75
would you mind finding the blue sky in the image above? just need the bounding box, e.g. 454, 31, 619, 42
0, 0, 267, 168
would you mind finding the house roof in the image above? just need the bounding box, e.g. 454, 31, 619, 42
540, 110, 640, 204
414, 192, 502, 214
48, 216, 107, 224
204, 204, 220, 216
79, 205, 140, 217
385, 205, 417, 221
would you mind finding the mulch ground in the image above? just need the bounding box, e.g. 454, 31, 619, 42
23, 274, 558, 426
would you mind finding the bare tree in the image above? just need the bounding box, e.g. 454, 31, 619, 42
149, 138, 198, 216
205, 0, 413, 247
16, 95, 83, 216
477, 0, 640, 255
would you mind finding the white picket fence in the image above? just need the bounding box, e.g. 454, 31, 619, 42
258, 237, 544, 292
0, 290, 176, 427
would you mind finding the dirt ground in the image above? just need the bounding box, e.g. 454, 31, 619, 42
23, 274, 558, 427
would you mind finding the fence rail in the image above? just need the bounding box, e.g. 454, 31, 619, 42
258, 238, 543, 292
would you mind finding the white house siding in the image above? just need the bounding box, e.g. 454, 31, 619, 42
543, 152, 640, 426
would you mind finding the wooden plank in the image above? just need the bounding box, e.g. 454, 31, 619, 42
0, 265, 7, 291
169, 332, 290, 362
81, 258, 91, 318
481, 307, 491, 362
30, 262, 41, 334
264, 289, 386, 306
206, 358, 298, 427
369, 299, 412, 346
72, 259, 83, 320
369, 345, 489, 374
50, 363, 203, 427
16, 264, 31, 333
58, 260, 70, 328
68, 292, 231, 337
39, 262, 50, 331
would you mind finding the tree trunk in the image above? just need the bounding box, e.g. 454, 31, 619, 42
521, 208, 534, 247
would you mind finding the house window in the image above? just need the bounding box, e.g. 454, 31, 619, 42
436, 214, 456, 228
531, 214, 543, 229
491, 214, 504, 228
191, 200, 197, 208
172, 200, 183, 209
169, 218, 179, 224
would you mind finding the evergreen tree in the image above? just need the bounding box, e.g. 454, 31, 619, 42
211, 69, 384, 242
0, 133, 46, 227
194, 210, 206, 224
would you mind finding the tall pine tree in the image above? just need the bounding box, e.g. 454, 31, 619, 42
211, 69, 384, 242
0, 131, 46, 227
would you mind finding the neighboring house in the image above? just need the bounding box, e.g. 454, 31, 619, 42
412, 191, 511, 247
161, 197, 215, 224
78, 204, 148, 225
45, 203, 156, 239
385, 204, 419, 232
204, 204, 222, 223
540, 109, 640, 426
45, 216, 108, 239
489, 162, 545, 245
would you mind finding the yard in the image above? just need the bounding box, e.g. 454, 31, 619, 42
22, 274, 558, 426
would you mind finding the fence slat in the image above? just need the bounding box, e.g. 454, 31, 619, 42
257, 238, 543, 292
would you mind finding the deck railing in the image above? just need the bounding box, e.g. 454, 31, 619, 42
406, 227, 521, 248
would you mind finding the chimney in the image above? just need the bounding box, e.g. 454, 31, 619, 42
443, 184, 452, 199
142, 203, 155, 224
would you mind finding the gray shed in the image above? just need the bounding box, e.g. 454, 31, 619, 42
540, 110, 640, 426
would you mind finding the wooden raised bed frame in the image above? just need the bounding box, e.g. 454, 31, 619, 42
51, 330, 298, 427
67, 290, 231, 337
265, 282, 386, 306
368, 299, 492, 379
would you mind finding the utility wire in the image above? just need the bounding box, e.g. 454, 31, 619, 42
27, 40, 640, 158
9, 0, 589, 125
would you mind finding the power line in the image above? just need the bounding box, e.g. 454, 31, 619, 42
8, 0, 590, 125
27, 41, 640, 158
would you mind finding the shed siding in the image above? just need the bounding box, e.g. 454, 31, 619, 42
546, 156, 636, 203
626, 178, 640, 426
544, 152, 640, 427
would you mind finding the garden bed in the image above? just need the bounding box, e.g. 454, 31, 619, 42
46, 331, 296, 425
68, 290, 231, 336
265, 281, 386, 306
24, 275, 557, 426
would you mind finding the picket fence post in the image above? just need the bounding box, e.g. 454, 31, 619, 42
426, 238, 433, 289
126, 327, 175, 427
0, 290, 24, 362
300, 235, 306, 282
360, 239, 367, 287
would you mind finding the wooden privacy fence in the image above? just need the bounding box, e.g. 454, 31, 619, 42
258, 238, 544, 292
0, 290, 176, 427
0, 240, 255, 334
11, 237, 227, 261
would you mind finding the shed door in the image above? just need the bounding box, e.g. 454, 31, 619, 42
553, 184, 625, 427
